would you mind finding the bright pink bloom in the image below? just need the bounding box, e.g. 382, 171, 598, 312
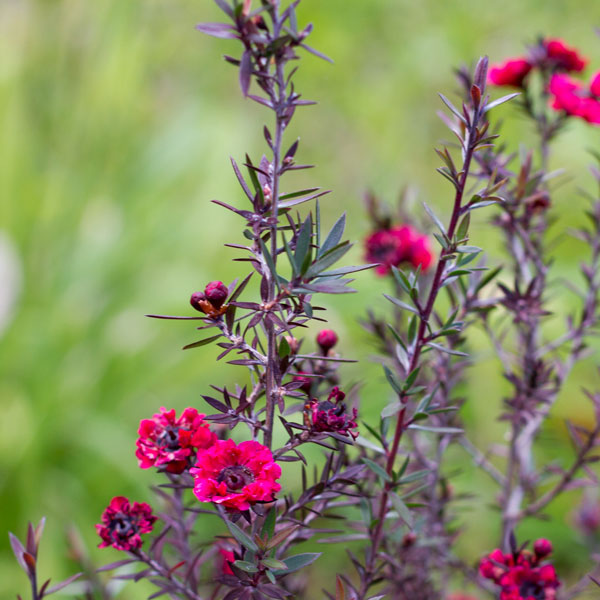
488, 58, 532, 87
316, 329, 338, 353
549, 73, 600, 125
479, 539, 560, 600
365, 225, 433, 276
96, 496, 157, 551
305, 386, 358, 439
219, 548, 235, 575
136, 407, 216, 474
544, 38, 587, 72
191, 439, 282, 511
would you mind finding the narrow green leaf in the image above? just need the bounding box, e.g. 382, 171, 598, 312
422, 202, 447, 235
226, 520, 259, 552
233, 560, 258, 573
362, 458, 391, 483
389, 492, 414, 528
318, 212, 346, 257
272, 553, 321, 575
383, 294, 419, 315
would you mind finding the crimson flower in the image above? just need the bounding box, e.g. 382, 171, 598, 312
96, 496, 157, 551
479, 540, 560, 600
549, 72, 600, 125
544, 38, 587, 73
219, 547, 235, 575
191, 439, 282, 511
488, 58, 532, 87
304, 386, 358, 439
136, 407, 216, 474
365, 225, 433, 276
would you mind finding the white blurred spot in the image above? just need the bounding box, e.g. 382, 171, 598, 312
0, 231, 23, 336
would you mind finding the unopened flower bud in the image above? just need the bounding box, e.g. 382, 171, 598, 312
317, 329, 338, 353
533, 538, 553, 559
263, 184, 272, 202
204, 281, 228, 309
190, 291, 207, 312
402, 532, 417, 548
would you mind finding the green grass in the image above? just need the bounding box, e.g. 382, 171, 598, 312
2, 0, 600, 597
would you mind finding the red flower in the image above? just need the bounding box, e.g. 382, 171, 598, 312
136, 407, 216, 474
488, 58, 532, 87
544, 38, 587, 72
316, 329, 338, 353
304, 386, 358, 439
549, 72, 600, 125
96, 496, 157, 551
365, 225, 433, 276
190, 281, 229, 317
479, 539, 560, 600
191, 439, 282, 511
219, 548, 235, 575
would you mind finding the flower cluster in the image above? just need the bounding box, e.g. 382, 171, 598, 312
304, 386, 358, 439
190, 280, 229, 318
489, 37, 587, 88
489, 37, 600, 125
549, 71, 600, 124
136, 407, 216, 474
96, 496, 157, 551
365, 224, 433, 276
191, 439, 282, 512
479, 539, 560, 600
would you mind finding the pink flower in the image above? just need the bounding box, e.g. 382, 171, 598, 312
479, 539, 560, 600
549, 72, 600, 125
136, 407, 216, 474
304, 386, 358, 439
191, 439, 282, 511
96, 496, 157, 551
365, 225, 433, 276
488, 58, 532, 87
316, 329, 338, 353
219, 547, 235, 575
544, 38, 587, 73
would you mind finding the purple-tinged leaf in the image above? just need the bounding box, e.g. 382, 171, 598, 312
230, 157, 254, 202
211, 199, 254, 219
278, 190, 330, 210
213, 0, 234, 18
439, 93, 468, 125
195, 22, 237, 39
248, 94, 273, 108
45, 573, 83, 594
9, 533, 28, 574
299, 43, 333, 63
315, 263, 378, 277
96, 559, 136, 572
239, 50, 252, 96
146, 314, 205, 320
182, 334, 222, 350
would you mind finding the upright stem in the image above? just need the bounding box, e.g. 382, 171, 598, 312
263, 1, 285, 449
358, 102, 483, 599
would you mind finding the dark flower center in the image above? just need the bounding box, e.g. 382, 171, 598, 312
110, 513, 136, 538
157, 426, 181, 450
317, 400, 345, 416
519, 581, 544, 600
217, 465, 255, 492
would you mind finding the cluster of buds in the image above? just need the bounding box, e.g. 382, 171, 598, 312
364, 224, 433, 276
190, 280, 229, 318
479, 539, 560, 600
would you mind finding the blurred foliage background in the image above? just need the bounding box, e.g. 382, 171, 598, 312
2, 0, 600, 597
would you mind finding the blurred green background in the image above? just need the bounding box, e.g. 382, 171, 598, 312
2, 0, 600, 597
